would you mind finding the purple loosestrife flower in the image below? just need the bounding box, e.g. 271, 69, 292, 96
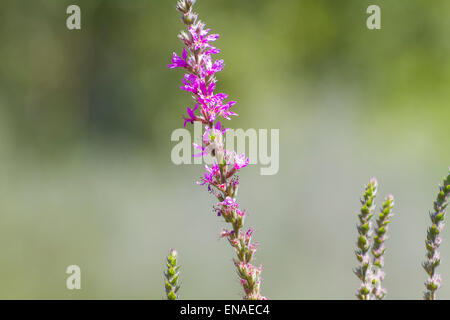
423, 169, 450, 300
183, 104, 199, 127
354, 178, 377, 300
164, 249, 181, 300
234, 153, 249, 170
371, 194, 394, 300
168, 0, 265, 300
168, 48, 189, 69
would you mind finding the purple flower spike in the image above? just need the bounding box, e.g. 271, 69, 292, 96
168, 0, 265, 300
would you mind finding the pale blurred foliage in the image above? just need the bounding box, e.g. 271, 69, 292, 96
0, 0, 449, 299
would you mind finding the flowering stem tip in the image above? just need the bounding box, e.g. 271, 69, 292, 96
423, 169, 450, 300
164, 249, 181, 300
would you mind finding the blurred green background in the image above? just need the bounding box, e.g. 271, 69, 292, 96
0, 0, 449, 299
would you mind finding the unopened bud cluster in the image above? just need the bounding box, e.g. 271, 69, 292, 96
164, 249, 181, 300
354, 178, 394, 300
176, 0, 198, 25
423, 170, 450, 300
371, 194, 394, 299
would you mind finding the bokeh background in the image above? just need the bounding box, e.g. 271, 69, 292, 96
0, 0, 449, 299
